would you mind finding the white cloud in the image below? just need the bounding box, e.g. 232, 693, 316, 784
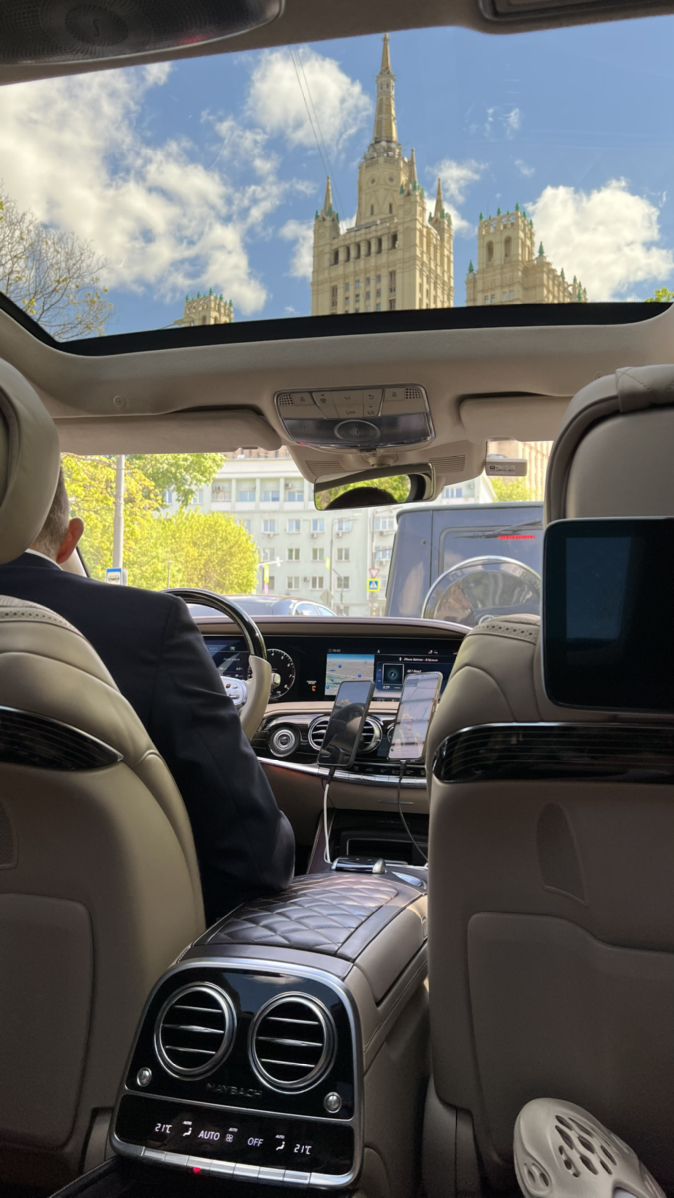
530, 179, 674, 301
515, 158, 535, 178
280, 219, 314, 279
247, 48, 371, 153
505, 108, 522, 137
433, 158, 486, 205
0, 66, 309, 317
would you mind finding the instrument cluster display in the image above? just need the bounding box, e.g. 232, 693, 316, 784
205, 635, 458, 703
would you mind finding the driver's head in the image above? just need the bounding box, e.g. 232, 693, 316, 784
31, 468, 84, 564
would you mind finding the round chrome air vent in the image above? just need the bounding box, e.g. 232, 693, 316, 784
154, 983, 236, 1079
249, 994, 336, 1093
308, 714, 381, 755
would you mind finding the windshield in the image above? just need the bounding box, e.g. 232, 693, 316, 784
1, 17, 673, 341
64, 442, 550, 617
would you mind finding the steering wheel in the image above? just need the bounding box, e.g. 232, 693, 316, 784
421, 556, 541, 627
166, 588, 272, 740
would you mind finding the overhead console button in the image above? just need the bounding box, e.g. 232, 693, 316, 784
311, 392, 339, 419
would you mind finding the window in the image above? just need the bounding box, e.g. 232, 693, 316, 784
374, 515, 395, 532
504, 236, 512, 260
344, 280, 350, 292
311, 576, 325, 590
345, 246, 351, 262
442, 484, 464, 499
287, 518, 301, 533
337, 547, 350, 562
260, 481, 280, 502
332, 250, 338, 266
287, 575, 300, 590
365, 291, 371, 302
370, 204, 374, 215
354, 243, 361, 258
262, 518, 278, 535
355, 277, 361, 290
211, 481, 231, 502
335, 518, 353, 534
374, 545, 393, 563
267, 576, 276, 591
336, 575, 350, 590
365, 276, 370, 286
312, 547, 325, 561
311, 517, 325, 534
331, 285, 338, 307
389, 270, 396, 291
285, 479, 304, 503
376, 237, 382, 253
487, 241, 494, 263
390, 233, 398, 249
389, 299, 396, 310
236, 481, 256, 502
287, 546, 300, 561
261, 547, 275, 561
376, 274, 381, 284
388, 203, 393, 214
365, 240, 371, 256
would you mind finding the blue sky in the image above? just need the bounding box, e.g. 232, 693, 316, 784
1, 15, 673, 336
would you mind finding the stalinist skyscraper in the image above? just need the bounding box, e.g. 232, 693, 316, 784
311, 35, 454, 316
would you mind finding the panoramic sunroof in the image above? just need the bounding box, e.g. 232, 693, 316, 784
0, 15, 673, 342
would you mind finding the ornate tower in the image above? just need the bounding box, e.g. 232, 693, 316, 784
466, 206, 586, 305
180, 290, 234, 326
311, 35, 453, 316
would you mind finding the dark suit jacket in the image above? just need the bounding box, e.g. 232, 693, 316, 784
0, 553, 295, 920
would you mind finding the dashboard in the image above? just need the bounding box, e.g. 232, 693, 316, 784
204, 633, 459, 705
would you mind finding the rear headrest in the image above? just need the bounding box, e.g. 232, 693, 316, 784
0, 360, 61, 564
545, 365, 674, 524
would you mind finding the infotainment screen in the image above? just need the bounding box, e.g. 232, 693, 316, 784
325, 646, 455, 698
544, 517, 674, 711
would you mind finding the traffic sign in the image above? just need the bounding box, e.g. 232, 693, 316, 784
106, 567, 127, 585
367, 578, 381, 593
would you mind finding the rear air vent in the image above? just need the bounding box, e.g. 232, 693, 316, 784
308, 715, 380, 755
480, 0, 660, 22
154, 983, 235, 1079
249, 995, 336, 1092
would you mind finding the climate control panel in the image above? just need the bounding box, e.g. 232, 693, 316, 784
112, 963, 360, 1188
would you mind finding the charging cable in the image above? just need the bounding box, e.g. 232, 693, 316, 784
322, 765, 337, 866
396, 760, 428, 864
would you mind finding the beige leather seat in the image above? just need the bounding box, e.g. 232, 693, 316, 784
0, 363, 205, 1187
424, 366, 674, 1197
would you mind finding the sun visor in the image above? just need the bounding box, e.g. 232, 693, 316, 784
55, 409, 281, 454
460, 395, 570, 443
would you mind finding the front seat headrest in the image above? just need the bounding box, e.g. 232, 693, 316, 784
0, 360, 61, 564
545, 365, 674, 525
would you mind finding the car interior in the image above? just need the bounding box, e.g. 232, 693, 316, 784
2, 1, 674, 1197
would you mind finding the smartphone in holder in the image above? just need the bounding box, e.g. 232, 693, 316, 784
318, 680, 375, 768
388, 671, 443, 762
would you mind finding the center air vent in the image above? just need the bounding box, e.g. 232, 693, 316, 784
308, 715, 380, 755
249, 995, 336, 1092
154, 983, 235, 1079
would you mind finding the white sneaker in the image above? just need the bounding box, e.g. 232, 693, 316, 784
514, 1099, 665, 1198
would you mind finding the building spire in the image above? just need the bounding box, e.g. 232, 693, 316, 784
434, 176, 444, 220
322, 175, 334, 215
372, 33, 398, 147
408, 147, 417, 188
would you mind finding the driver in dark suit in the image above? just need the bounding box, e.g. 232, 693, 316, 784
0, 471, 295, 922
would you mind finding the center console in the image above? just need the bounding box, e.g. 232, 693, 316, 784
99, 873, 428, 1198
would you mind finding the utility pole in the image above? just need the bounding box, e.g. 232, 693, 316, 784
113, 454, 125, 569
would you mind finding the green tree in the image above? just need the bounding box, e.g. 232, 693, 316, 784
63, 454, 160, 581
0, 190, 113, 339
646, 288, 674, 303
489, 477, 538, 503
131, 454, 226, 507
147, 511, 259, 593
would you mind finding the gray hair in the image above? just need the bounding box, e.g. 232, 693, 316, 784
31, 468, 70, 559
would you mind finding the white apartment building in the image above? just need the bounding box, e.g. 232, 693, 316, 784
169, 453, 492, 616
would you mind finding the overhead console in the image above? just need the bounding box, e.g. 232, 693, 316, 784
275, 385, 433, 450
110, 873, 428, 1197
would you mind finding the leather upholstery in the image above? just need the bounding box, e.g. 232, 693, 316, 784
424, 366, 674, 1196
0, 594, 205, 1185
202, 874, 410, 957
0, 361, 61, 563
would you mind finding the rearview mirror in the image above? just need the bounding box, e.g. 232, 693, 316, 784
314, 471, 430, 511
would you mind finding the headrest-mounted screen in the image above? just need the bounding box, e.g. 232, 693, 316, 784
543, 517, 674, 712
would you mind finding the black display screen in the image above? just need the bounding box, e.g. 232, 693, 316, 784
203, 633, 458, 703
544, 517, 674, 711
116, 1095, 354, 1175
